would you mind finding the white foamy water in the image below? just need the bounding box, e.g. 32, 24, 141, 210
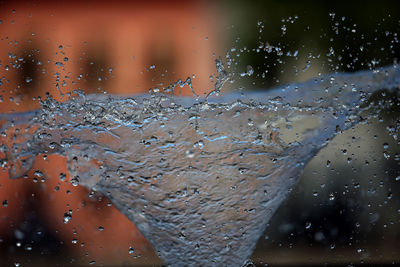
0, 65, 399, 266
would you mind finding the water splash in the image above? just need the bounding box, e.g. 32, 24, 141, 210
0, 66, 399, 266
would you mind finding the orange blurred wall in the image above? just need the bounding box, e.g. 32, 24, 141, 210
0, 0, 222, 265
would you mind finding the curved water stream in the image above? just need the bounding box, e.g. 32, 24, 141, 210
0, 65, 399, 266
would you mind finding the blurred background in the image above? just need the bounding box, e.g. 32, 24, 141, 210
0, 0, 399, 266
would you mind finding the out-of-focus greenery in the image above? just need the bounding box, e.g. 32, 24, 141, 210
220, 2, 400, 265
220, 0, 400, 90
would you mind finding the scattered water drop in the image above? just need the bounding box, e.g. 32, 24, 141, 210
185, 150, 195, 158
63, 212, 72, 224
240, 65, 254, 77
70, 176, 79, 186
383, 143, 389, 149
194, 140, 204, 149
59, 172, 66, 181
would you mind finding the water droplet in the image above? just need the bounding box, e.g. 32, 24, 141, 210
383, 151, 390, 159
194, 141, 204, 149
129, 247, 135, 254
59, 173, 66, 181
302, 60, 311, 72
305, 222, 312, 229
383, 143, 389, 149
281, 24, 287, 34
33, 170, 43, 178
63, 212, 72, 224
185, 150, 195, 158
240, 65, 254, 77
70, 176, 79, 186
25, 77, 32, 83
14, 230, 24, 240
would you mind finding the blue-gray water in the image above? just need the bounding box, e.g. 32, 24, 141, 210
0, 65, 399, 266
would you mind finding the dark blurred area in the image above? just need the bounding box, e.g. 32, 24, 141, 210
0, 0, 399, 266
220, 0, 400, 90
221, 1, 400, 266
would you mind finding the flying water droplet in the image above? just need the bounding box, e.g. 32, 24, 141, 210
63, 212, 72, 224
383, 143, 389, 149
70, 176, 79, 186
240, 65, 254, 77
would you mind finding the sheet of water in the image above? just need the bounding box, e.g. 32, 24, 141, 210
0, 64, 399, 266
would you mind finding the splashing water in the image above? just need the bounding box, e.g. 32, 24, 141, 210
0, 65, 399, 266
